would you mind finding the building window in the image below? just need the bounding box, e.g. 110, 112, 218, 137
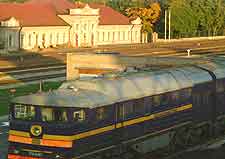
76, 24, 79, 30
63, 32, 65, 43
9, 34, 13, 47
135, 31, 138, 40
97, 32, 100, 41
41, 34, 46, 48
84, 33, 86, 42
123, 31, 125, 40
20, 34, 24, 48
102, 32, 105, 41
108, 32, 110, 41
50, 33, 53, 45
131, 31, 133, 41
92, 24, 94, 29
56, 33, 59, 44
118, 32, 120, 40
84, 24, 87, 30
113, 32, 115, 41
28, 34, 32, 47
35, 34, 38, 47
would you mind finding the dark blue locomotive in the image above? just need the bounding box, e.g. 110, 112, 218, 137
7, 57, 225, 159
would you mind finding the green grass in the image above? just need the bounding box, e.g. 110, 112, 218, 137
0, 81, 62, 116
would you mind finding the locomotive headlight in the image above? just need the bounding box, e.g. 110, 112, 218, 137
30, 125, 42, 137
13, 149, 20, 154
55, 154, 62, 159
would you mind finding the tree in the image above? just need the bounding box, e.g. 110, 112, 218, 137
169, 0, 201, 37
157, 0, 225, 38
198, 0, 225, 36
125, 2, 161, 33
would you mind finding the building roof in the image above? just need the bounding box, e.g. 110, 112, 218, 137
26, 0, 75, 14
27, 0, 131, 25
0, 0, 132, 27
0, 3, 68, 27
76, 3, 131, 25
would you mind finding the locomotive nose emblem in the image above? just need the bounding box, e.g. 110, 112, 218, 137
30, 125, 42, 137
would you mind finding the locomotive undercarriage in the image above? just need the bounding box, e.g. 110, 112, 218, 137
74, 117, 225, 159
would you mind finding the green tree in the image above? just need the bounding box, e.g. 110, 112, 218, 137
158, 0, 225, 38
198, 0, 225, 36
169, 0, 201, 37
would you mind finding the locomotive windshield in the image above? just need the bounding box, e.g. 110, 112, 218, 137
12, 103, 85, 123
41, 107, 68, 122
14, 104, 35, 120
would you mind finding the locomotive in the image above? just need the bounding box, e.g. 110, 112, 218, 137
7, 56, 225, 159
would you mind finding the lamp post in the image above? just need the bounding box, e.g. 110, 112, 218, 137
165, 10, 167, 40
168, 9, 171, 40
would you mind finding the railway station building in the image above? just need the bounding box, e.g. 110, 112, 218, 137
0, 0, 142, 51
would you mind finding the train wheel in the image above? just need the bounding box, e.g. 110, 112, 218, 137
201, 124, 210, 140
215, 119, 225, 136
168, 128, 189, 152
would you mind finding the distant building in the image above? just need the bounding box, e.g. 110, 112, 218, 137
0, 0, 142, 51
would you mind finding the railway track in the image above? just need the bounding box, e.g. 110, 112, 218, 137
1, 41, 225, 87
0, 64, 66, 87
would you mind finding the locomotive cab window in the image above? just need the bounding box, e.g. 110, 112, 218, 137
73, 110, 85, 122
41, 107, 68, 122
14, 104, 35, 120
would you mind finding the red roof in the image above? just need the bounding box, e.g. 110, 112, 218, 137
83, 3, 131, 25
0, 0, 131, 27
0, 3, 68, 27
26, 0, 74, 14
27, 0, 131, 25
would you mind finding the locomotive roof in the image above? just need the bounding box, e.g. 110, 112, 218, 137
197, 56, 225, 79
12, 64, 215, 109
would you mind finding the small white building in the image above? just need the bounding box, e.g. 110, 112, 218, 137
0, 0, 142, 51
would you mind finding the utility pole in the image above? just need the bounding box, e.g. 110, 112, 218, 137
165, 10, 167, 40
168, 9, 171, 40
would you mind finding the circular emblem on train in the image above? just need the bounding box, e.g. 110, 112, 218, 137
30, 125, 42, 137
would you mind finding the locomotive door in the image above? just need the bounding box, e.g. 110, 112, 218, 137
192, 82, 215, 122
